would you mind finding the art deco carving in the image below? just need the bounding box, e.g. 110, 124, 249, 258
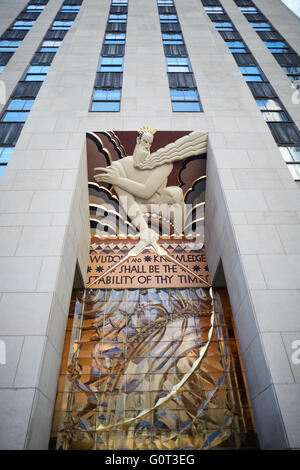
93, 128, 208, 244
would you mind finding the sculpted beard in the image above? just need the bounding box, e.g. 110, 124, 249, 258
133, 141, 150, 169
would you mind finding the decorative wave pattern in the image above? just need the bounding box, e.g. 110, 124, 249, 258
50, 288, 255, 450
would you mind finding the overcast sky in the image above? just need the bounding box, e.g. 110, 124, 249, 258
281, 0, 300, 17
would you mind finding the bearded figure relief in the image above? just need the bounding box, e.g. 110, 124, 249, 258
92, 127, 208, 245
50, 130, 256, 451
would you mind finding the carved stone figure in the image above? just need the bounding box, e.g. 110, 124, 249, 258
94, 127, 207, 242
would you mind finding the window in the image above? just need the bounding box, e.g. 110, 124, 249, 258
158, 0, 202, 113
279, 146, 300, 162
250, 22, 272, 31
26, 5, 45, 11
99, 57, 123, 72
240, 7, 258, 14
239, 66, 264, 82
256, 99, 289, 122
51, 21, 73, 30
7, 99, 34, 111
0, 165, 7, 179
1, 112, 28, 122
160, 15, 178, 23
279, 146, 300, 180
162, 33, 184, 45
158, 0, 173, 5
104, 33, 126, 45
90, 0, 127, 113
227, 41, 247, 53
61, 6, 81, 12
0, 66, 5, 74
24, 65, 50, 81
12, 20, 35, 30
166, 57, 191, 72
281, 66, 300, 82
1, 99, 34, 123
170, 88, 201, 112
0, 40, 21, 52
91, 89, 121, 112
0, 147, 14, 164
204, 7, 224, 13
39, 40, 62, 52
264, 41, 290, 53
108, 14, 127, 23
213, 22, 234, 31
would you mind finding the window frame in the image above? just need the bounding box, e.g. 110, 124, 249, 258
91, 88, 121, 112
166, 57, 191, 73
23, 64, 50, 81
99, 57, 124, 72
170, 87, 201, 112
12, 20, 35, 30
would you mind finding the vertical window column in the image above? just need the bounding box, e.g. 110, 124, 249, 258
90, 0, 128, 112
233, 0, 300, 84
157, 0, 202, 112
0, 1, 83, 180
201, 0, 300, 181
0, 1, 50, 74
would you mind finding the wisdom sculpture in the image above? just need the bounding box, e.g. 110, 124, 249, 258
94, 126, 207, 242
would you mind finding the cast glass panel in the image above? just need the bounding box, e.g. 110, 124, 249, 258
49, 287, 258, 450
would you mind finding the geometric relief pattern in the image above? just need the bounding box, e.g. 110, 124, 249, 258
50, 288, 257, 450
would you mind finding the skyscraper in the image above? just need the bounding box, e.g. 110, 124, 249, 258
0, 0, 299, 450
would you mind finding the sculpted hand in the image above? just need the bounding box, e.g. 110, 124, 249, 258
94, 166, 119, 185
